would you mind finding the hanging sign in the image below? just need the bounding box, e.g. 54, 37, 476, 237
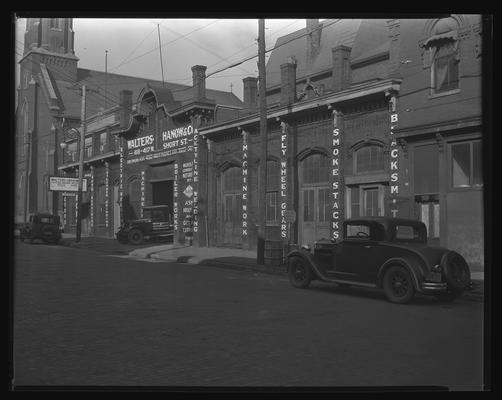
389, 96, 399, 217
242, 130, 249, 237
332, 111, 341, 240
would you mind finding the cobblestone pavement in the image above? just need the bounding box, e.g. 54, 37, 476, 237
11, 242, 486, 390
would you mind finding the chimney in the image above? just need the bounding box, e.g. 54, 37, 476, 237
387, 19, 401, 78
306, 19, 322, 70
332, 45, 352, 92
191, 65, 207, 101
280, 59, 297, 106
242, 77, 258, 111
119, 89, 133, 127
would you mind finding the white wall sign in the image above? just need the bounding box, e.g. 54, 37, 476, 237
49, 176, 87, 192
332, 111, 341, 240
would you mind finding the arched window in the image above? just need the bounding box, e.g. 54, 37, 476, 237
423, 17, 460, 94
301, 153, 330, 184
355, 145, 385, 173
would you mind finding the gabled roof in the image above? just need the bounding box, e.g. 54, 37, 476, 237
53, 67, 243, 118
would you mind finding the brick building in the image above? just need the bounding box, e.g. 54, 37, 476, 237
16, 17, 485, 270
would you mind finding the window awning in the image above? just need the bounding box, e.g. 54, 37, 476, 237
423, 31, 458, 48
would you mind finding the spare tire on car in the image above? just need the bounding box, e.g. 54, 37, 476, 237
440, 251, 471, 292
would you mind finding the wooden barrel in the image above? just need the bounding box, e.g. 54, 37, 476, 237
264, 240, 284, 266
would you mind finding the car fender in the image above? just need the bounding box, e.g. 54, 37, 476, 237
286, 249, 326, 280
377, 258, 422, 290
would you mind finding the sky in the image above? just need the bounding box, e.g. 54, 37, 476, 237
14, 17, 311, 101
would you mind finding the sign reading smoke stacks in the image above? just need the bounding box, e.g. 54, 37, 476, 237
280, 122, 288, 239
389, 95, 399, 217
242, 130, 248, 237
332, 111, 341, 240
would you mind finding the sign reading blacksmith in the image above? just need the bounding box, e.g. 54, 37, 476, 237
388, 94, 399, 217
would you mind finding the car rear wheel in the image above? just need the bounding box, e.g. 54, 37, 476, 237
441, 251, 471, 291
383, 265, 415, 304
288, 256, 312, 289
127, 228, 144, 245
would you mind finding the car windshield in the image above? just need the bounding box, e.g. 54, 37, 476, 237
38, 216, 58, 224
143, 208, 169, 222
393, 224, 427, 243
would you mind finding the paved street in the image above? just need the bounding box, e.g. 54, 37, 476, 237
12, 242, 484, 390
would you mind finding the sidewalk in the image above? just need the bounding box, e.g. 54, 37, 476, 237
58, 235, 484, 302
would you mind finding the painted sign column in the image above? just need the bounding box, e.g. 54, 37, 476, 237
105, 161, 109, 229
331, 110, 344, 240
388, 93, 399, 217
119, 139, 124, 225
241, 129, 249, 241
193, 128, 199, 240
279, 121, 288, 239
173, 161, 179, 236
140, 170, 146, 218
90, 166, 94, 233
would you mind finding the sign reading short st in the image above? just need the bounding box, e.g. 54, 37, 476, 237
49, 176, 87, 192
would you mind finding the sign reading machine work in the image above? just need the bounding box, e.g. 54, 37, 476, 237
49, 176, 87, 192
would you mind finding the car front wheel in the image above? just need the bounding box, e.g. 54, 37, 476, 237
127, 228, 144, 245
288, 256, 312, 289
382, 265, 415, 304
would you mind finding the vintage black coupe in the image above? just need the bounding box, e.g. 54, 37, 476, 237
287, 217, 472, 304
116, 205, 174, 245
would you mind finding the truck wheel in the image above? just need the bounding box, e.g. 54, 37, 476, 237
288, 256, 312, 289
382, 265, 415, 304
127, 229, 144, 245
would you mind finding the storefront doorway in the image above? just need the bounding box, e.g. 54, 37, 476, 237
219, 166, 242, 247
299, 153, 331, 246
151, 180, 174, 221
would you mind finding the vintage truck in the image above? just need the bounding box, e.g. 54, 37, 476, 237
116, 205, 174, 245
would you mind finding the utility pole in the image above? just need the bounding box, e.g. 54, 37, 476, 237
75, 84, 87, 242
257, 19, 267, 265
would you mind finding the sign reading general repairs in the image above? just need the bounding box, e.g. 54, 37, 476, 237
49, 176, 87, 192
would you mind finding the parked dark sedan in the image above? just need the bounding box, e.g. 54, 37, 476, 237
287, 217, 472, 304
19, 213, 62, 244
116, 205, 174, 245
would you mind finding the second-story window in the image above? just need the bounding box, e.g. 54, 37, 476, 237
84, 137, 93, 158
424, 17, 460, 95
67, 142, 77, 162
355, 145, 385, 174
432, 40, 459, 93
99, 131, 108, 153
